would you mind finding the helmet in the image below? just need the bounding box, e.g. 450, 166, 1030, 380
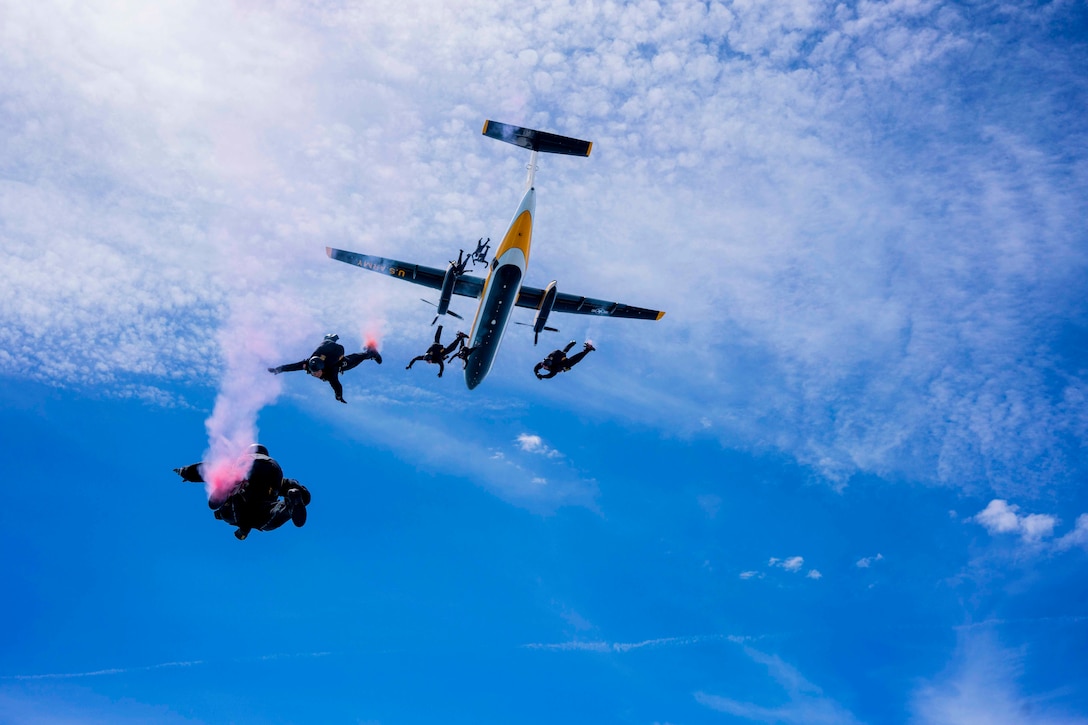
308, 356, 325, 372
324, 333, 339, 342
248, 443, 269, 456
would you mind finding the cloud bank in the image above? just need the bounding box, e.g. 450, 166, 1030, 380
2, 0, 1086, 500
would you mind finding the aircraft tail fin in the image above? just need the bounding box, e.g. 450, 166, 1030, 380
482, 120, 592, 157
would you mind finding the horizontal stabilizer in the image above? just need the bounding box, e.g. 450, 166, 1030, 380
482, 120, 592, 157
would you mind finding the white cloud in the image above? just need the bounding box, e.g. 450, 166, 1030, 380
973, 500, 1060, 545
806, 569, 823, 580
975, 500, 1022, 534
770, 556, 805, 572
1020, 513, 1058, 543
516, 433, 562, 458
739, 571, 763, 580
856, 553, 885, 568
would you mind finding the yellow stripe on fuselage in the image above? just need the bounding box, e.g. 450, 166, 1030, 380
468, 208, 533, 339
495, 209, 533, 263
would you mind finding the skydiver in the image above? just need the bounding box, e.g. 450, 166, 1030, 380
268, 333, 382, 404
451, 249, 470, 276
174, 444, 311, 541
447, 338, 476, 369
470, 237, 490, 266
406, 325, 467, 378
534, 340, 595, 380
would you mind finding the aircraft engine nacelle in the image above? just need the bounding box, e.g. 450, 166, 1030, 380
531, 281, 559, 344
437, 262, 459, 316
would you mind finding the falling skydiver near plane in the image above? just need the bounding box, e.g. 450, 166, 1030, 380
326, 120, 665, 390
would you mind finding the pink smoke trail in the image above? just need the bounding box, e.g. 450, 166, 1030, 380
201, 297, 284, 503
361, 312, 385, 356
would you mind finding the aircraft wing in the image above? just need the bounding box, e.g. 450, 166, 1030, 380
326, 248, 486, 298
515, 284, 665, 321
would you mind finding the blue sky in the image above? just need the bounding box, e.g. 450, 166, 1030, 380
2, 0, 1087, 723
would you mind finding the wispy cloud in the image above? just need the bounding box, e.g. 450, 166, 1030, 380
911, 631, 1088, 725
524, 634, 744, 653
4, 651, 330, 681
7, 660, 205, 681
696, 647, 862, 725
306, 396, 599, 513
856, 553, 884, 568
1056, 515, 1088, 552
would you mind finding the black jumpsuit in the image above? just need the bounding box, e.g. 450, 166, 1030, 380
406, 325, 464, 377
176, 454, 310, 538
534, 341, 592, 379
271, 340, 380, 401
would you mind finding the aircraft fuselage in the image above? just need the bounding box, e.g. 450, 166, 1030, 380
464, 187, 535, 389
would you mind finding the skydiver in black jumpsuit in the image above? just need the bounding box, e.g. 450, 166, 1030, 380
534, 340, 595, 379
447, 336, 476, 369
268, 334, 382, 403
406, 325, 467, 378
174, 444, 311, 541
470, 237, 490, 267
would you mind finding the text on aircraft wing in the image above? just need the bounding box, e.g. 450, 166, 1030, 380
515, 284, 665, 321
326, 247, 485, 298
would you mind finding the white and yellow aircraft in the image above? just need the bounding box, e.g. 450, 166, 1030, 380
326, 120, 665, 390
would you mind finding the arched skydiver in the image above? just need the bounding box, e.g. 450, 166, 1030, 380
469, 237, 490, 266
534, 340, 595, 380
447, 337, 476, 369
174, 444, 311, 541
268, 334, 382, 403
406, 325, 467, 378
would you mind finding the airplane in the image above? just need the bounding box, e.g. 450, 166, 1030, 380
326, 120, 665, 390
